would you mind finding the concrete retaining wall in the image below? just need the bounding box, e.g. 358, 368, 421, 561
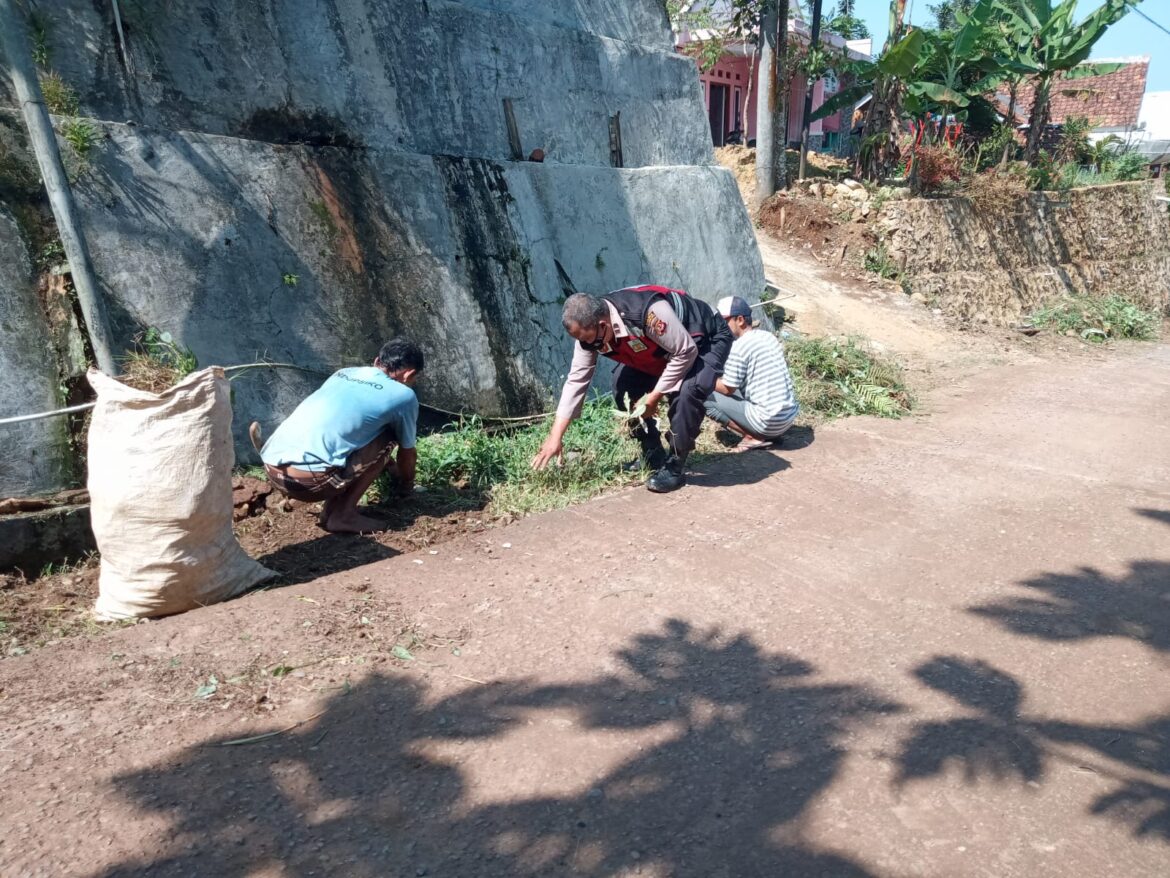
0, 0, 766, 487
0, 207, 73, 496
0, 0, 708, 169
883, 182, 1170, 324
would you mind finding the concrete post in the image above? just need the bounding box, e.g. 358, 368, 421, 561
754, 0, 790, 208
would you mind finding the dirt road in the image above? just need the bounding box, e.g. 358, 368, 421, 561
3, 336, 1169, 876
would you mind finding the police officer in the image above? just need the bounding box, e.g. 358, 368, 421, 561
531, 285, 733, 493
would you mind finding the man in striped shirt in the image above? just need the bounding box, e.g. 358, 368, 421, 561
704, 296, 800, 451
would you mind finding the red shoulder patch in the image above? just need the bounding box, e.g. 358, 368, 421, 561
645, 314, 667, 337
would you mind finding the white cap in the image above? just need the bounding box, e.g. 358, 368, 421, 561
716, 295, 752, 318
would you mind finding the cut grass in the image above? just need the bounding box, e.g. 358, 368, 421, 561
1028, 294, 1161, 343
784, 335, 913, 420
119, 327, 199, 392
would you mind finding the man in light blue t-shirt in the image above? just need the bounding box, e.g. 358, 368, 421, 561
251, 338, 423, 534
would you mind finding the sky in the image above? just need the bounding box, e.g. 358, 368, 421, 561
841, 0, 1170, 93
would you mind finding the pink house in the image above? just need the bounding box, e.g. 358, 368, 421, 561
677, 19, 871, 151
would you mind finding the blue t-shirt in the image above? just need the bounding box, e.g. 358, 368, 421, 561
261, 367, 419, 471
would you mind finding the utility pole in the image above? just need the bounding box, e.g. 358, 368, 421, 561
0, 0, 119, 375
797, 0, 824, 180
754, 0, 790, 207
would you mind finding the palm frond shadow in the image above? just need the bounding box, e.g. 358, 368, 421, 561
896, 655, 1170, 842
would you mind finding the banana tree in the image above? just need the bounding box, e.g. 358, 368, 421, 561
809, 23, 924, 178
901, 0, 1009, 138
995, 0, 1142, 161
812, 0, 1004, 164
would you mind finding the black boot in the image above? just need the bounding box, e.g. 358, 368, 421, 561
646, 453, 687, 493
623, 421, 668, 472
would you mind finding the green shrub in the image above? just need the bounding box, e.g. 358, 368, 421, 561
784, 335, 913, 419
975, 125, 1019, 171
1029, 294, 1161, 342
863, 242, 899, 280
1026, 152, 1075, 192
61, 118, 99, 161
1108, 149, 1149, 182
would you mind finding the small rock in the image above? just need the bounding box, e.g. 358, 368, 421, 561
843, 178, 864, 191
910, 292, 927, 305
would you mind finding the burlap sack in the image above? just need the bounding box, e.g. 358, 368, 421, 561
88, 367, 274, 619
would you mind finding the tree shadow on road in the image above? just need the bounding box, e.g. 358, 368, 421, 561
968, 507, 1170, 653
94, 619, 901, 877
896, 655, 1170, 844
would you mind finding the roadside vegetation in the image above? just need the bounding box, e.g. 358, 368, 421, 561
785, 335, 913, 419
367, 332, 913, 515
1027, 294, 1162, 342
389, 400, 642, 519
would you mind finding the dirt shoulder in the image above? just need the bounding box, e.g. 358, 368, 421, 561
2, 337, 1168, 877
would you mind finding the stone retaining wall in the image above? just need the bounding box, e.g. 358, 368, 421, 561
881, 182, 1170, 324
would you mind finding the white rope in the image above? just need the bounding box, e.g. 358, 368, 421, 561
0, 402, 96, 426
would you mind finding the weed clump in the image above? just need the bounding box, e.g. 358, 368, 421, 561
785, 335, 912, 419
39, 71, 79, 116
1028, 294, 1161, 342
61, 118, 99, 163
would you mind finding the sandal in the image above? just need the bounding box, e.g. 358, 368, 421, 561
732, 437, 773, 453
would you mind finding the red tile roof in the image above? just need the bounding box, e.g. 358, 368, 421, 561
1007, 60, 1148, 129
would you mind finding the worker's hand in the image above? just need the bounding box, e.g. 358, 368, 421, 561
637, 391, 665, 417
531, 436, 564, 470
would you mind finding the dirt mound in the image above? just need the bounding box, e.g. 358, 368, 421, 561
714, 144, 757, 204
715, 146, 852, 206
758, 190, 878, 274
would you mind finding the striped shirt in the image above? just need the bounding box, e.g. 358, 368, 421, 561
721, 329, 799, 435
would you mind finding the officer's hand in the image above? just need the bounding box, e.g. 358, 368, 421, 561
531, 436, 564, 470
637, 392, 665, 416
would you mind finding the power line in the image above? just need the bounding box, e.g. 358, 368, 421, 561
1133, 6, 1170, 39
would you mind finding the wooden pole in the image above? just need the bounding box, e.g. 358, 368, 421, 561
0, 0, 119, 375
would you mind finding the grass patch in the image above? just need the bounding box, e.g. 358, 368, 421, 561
39, 71, 79, 116
372, 399, 642, 519
785, 335, 913, 419
1028, 294, 1161, 343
